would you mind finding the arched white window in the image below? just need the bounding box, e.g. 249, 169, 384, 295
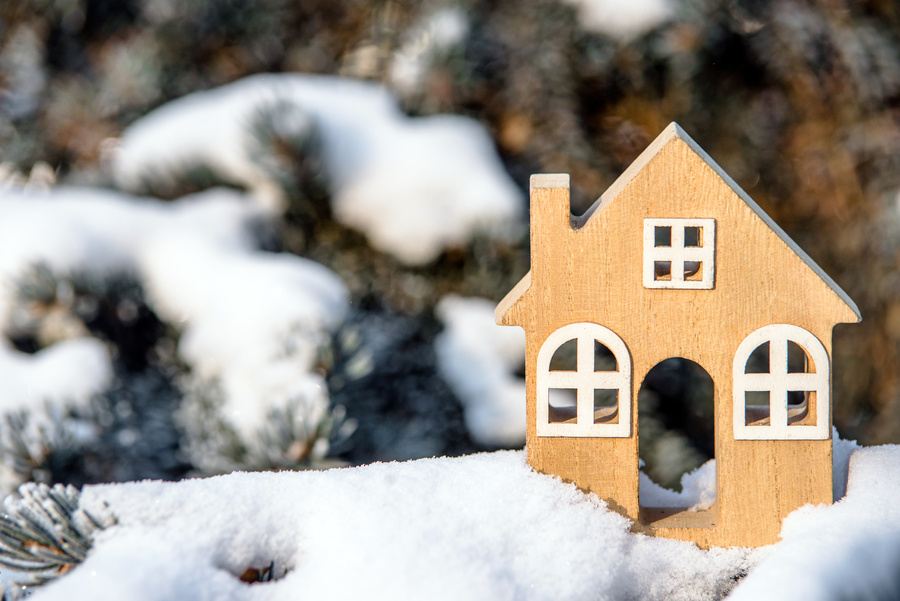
733, 324, 829, 440
536, 323, 631, 437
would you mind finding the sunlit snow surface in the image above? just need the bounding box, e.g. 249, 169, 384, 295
26, 435, 899, 601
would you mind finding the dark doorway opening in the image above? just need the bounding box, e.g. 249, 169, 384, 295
638, 358, 715, 519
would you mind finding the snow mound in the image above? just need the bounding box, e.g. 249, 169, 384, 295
729, 443, 900, 601
27, 435, 900, 601
0, 187, 264, 329
0, 187, 173, 417
434, 295, 526, 446
560, 0, 677, 40
43, 451, 751, 601
640, 459, 716, 511
113, 73, 524, 266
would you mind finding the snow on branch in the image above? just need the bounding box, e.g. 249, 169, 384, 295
434, 295, 526, 446
0, 186, 349, 476
112, 74, 524, 266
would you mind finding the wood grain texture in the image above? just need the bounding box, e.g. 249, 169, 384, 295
496, 123, 860, 548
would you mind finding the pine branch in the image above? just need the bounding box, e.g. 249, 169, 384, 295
0, 483, 115, 599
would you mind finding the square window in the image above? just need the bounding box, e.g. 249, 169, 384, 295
593, 389, 618, 424
788, 391, 816, 427
548, 389, 577, 424
654, 261, 671, 281
684, 261, 702, 281
654, 226, 671, 247
745, 391, 770, 426
643, 219, 715, 289
684, 226, 701, 247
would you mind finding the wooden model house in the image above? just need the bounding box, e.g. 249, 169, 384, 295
496, 123, 860, 548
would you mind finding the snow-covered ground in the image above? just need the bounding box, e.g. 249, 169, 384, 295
729, 440, 900, 600
24, 435, 900, 601
113, 74, 524, 266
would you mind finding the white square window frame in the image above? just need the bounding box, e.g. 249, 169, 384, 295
643, 218, 716, 290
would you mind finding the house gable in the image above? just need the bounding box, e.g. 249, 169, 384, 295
496, 123, 861, 330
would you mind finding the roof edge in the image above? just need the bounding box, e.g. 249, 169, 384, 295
582, 122, 682, 222
583, 122, 861, 322
672, 124, 861, 322
495, 270, 532, 326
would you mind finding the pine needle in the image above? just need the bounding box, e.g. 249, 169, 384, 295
0, 483, 114, 599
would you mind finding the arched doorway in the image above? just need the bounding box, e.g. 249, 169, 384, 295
638, 358, 716, 512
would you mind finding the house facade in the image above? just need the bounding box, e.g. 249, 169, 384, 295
496, 124, 860, 548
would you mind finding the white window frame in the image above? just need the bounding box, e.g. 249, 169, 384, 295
733, 324, 829, 440
643, 218, 716, 289
536, 323, 631, 437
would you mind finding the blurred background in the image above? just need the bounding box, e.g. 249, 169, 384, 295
0, 0, 898, 493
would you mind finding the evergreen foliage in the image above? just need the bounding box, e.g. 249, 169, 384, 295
176, 377, 343, 475
0, 408, 93, 497
0, 483, 114, 599
0, 266, 188, 492
176, 323, 369, 475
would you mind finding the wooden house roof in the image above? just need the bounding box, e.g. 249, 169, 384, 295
496, 123, 861, 326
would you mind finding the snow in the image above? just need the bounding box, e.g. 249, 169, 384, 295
0, 186, 348, 442
560, 0, 677, 41
637, 427, 863, 512
0, 338, 112, 414
20, 434, 900, 601
388, 8, 470, 97
831, 428, 859, 500
113, 74, 524, 265
0, 335, 111, 494
434, 295, 526, 446
0, 25, 47, 121
0, 188, 167, 419
640, 459, 716, 511
40, 451, 751, 601
728, 444, 900, 601
139, 237, 347, 438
